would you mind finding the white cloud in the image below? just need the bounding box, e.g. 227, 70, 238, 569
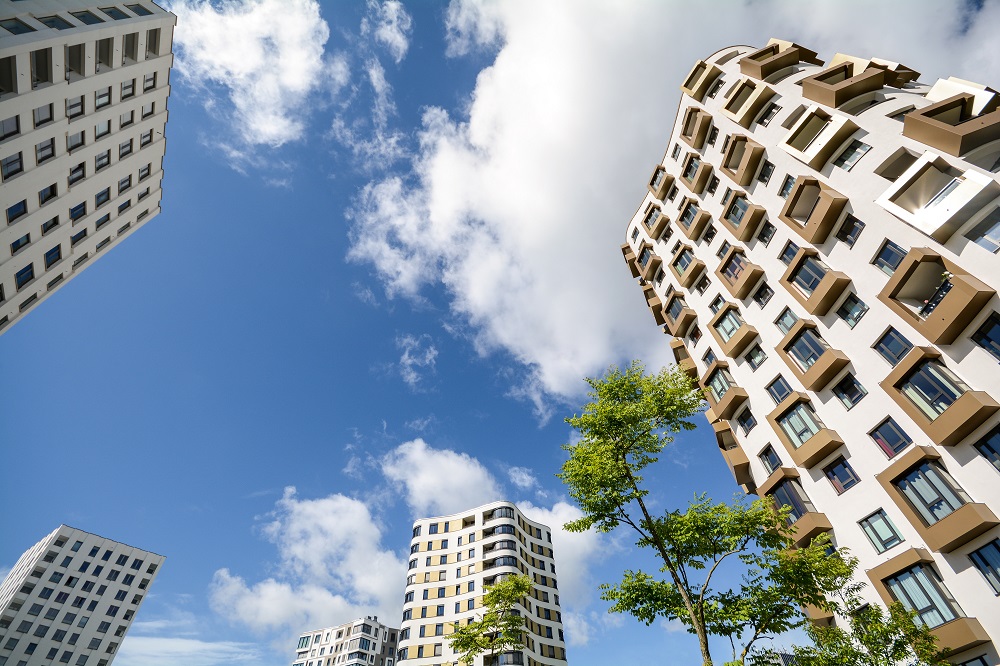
170, 0, 337, 147
346, 0, 1000, 415
507, 466, 537, 490
560, 611, 593, 648
330, 58, 409, 169
115, 637, 262, 666
362, 0, 414, 64
209, 488, 405, 636
381, 439, 502, 516
395, 333, 439, 389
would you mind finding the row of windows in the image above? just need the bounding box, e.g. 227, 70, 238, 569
1, 6, 154, 37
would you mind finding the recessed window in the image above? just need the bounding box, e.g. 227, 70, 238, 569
786, 328, 828, 371
1, 152, 23, 180
141, 102, 154, 118
702, 348, 716, 367
832, 374, 867, 409
71, 11, 105, 25
745, 344, 766, 370
969, 539, 1000, 595
899, 360, 969, 421
38, 15, 74, 30
873, 239, 906, 275
752, 283, 773, 308
666, 185, 678, 201
95, 87, 111, 109
95, 188, 110, 208
15, 263, 34, 289
70, 229, 87, 246
67, 131, 85, 152
69, 202, 86, 221
779, 175, 795, 199
671, 143, 681, 160
859, 509, 903, 554
1, 18, 35, 35
836, 293, 868, 328
67, 96, 84, 118
702, 224, 717, 244
757, 160, 774, 184
774, 307, 798, 335
39, 183, 57, 205
766, 376, 792, 404
687, 326, 702, 345
759, 445, 781, 475
894, 460, 969, 526
873, 328, 912, 366
100, 6, 130, 20
630, 227, 639, 242
118, 176, 132, 194
141, 130, 153, 147
126, 4, 155, 17
95, 150, 111, 171
122, 79, 135, 99
756, 220, 775, 246
721, 187, 733, 207
778, 241, 799, 265
835, 214, 864, 247
757, 102, 781, 127
824, 457, 859, 493
42, 217, 59, 235
971, 313, 1000, 362
7, 199, 27, 223
707, 127, 719, 145
119, 140, 133, 158
974, 425, 1000, 473
706, 78, 725, 99
695, 275, 710, 295
95, 120, 111, 139
33, 104, 53, 127
10, 233, 30, 255
69, 163, 85, 185
706, 175, 720, 195
0, 114, 19, 141
118, 200, 132, 214
120, 111, 134, 128
833, 139, 871, 171
44, 245, 61, 268
776, 402, 824, 448
736, 408, 757, 435
95, 213, 111, 230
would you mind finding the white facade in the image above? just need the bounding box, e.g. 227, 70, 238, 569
0, 1, 174, 334
0, 525, 165, 666
398, 501, 566, 666
623, 39, 1000, 665
291, 616, 399, 666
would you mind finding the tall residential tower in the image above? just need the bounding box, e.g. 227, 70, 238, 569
291, 616, 399, 666
623, 38, 1000, 665
0, 1, 174, 334
398, 501, 567, 666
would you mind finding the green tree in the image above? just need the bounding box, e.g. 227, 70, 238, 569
447, 573, 533, 666
756, 603, 949, 666
558, 361, 855, 666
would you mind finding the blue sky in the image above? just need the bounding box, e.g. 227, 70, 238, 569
2, 1, 1000, 665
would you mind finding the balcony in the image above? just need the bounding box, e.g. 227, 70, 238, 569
713, 420, 753, 486
877, 248, 995, 345
701, 361, 749, 421
780, 248, 852, 315
875, 151, 1000, 242
669, 338, 698, 380
801, 603, 835, 626
719, 135, 766, 187
680, 153, 714, 195
648, 165, 675, 201
738, 40, 822, 81
636, 242, 662, 282
777, 176, 849, 244
767, 392, 845, 468
789, 511, 835, 548
669, 244, 705, 289
708, 303, 758, 357
781, 106, 859, 169
879, 347, 1000, 447
715, 246, 764, 299
904, 92, 1000, 157
642, 284, 665, 326
721, 78, 777, 128
663, 291, 696, 337
801, 62, 887, 108
621, 243, 640, 279
774, 320, 850, 391
679, 106, 713, 150
721, 194, 767, 241
680, 60, 724, 102
641, 205, 671, 241
676, 198, 712, 241
756, 467, 832, 547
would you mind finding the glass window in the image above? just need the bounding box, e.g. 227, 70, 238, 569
725, 197, 748, 225
15, 263, 34, 289
119, 140, 132, 158
67, 96, 84, 118
757, 221, 776, 246
745, 344, 766, 370
774, 307, 798, 335
786, 328, 828, 371
899, 360, 969, 421
69, 202, 86, 221
0, 114, 19, 140
95, 87, 111, 109
770, 479, 814, 524
969, 539, 1000, 595
835, 214, 865, 247
95, 188, 110, 207
671, 143, 681, 159
832, 374, 867, 409
705, 368, 734, 403
10, 233, 29, 254
779, 175, 795, 199
702, 348, 715, 366
823, 457, 859, 493
702, 224, 717, 244
95, 151, 110, 171
71, 11, 105, 25
682, 156, 701, 181
736, 408, 757, 435
34, 104, 53, 127
69, 163, 85, 185
766, 376, 792, 404
707, 79, 724, 98
757, 160, 775, 184
873, 240, 906, 275
678, 202, 699, 229
39, 15, 74, 30
874, 328, 912, 366
95, 120, 111, 139
709, 295, 725, 314
673, 249, 694, 273
859, 509, 903, 554
974, 425, 1000, 473
67, 132, 85, 152
790, 256, 827, 295
695, 275, 710, 295
44, 245, 61, 268
836, 293, 868, 328
2, 152, 23, 180
7, 199, 27, 223
706, 176, 720, 195
833, 139, 871, 171
716, 240, 732, 259
101, 7, 130, 20
758, 103, 781, 127
39, 184, 57, 205
126, 4, 155, 16
1, 18, 35, 34
971, 312, 1000, 362
759, 446, 781, 475
752, 283, 773, 307
777, 402, 823, 448
894, 461, 969, 526
707, 127, 719, 145
714, 310, 743, 342
778, 241, 799, 265
884, 564, 959, 628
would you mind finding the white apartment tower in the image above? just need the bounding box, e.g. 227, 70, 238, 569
398, 501, 567, 666
291, 616, 399, 666
622, 39, 1000, 665
0, 1, 174, 334
0, 525, 165, 666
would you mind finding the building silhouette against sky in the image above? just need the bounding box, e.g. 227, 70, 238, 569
623, 38, 1000, 665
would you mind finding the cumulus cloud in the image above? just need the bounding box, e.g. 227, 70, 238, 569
346, 0, 1000, 416
362, 0, 414, 64
507, 466, 537, 490
381, 439, 503, 516
171, 0, 340, 147
209, 488, 405, 636
395, 333, 439, 389
115, 637, 262, 666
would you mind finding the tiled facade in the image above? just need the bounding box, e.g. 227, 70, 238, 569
398, 501, 566, 666
291, 617, 399, 666
0, 1, 174, 334
0, 525, 165, 666
623, 39, 1000, 665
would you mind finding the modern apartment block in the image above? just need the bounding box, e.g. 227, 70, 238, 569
291, 616, 399, 666
0, 1, 174, 334
398, 501, 566, 666
623, 38, 1000, 665
0, 525, 165, 666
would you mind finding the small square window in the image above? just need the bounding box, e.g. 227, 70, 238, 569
774, 307, 798, 335
42, 217, 59, 235
833, 139, 871, 171
756, 221, 775, 246
778, 241, 799, 265
96, 150, 111, 171
766, 376, 792, 404
869, 417, 912, 458
0, 114, 20, 141
122, 79, 135, 99
44, 245, 61, 268
71, 11, 105, 25
832, 374, 867, 409
707, 127, 719, 145
2, 152, 23, 180
95, 120, 111, 139
119, 140, 133, 158
706, 175, 720, 195
39, 183, 57, 205
779, 175, 795, 199
95, 188, 111, 208
752, 283, 773, 307
873, 327, 912, 366
10, 233, 30, 255
859, 509, 903, 554
969, 539, 1000, 595
757, 160, 775, 184
34, 104, 54, 127
759, 445, 781, 475
835, 214, 864, 247
745, 344, 766, 370
1, 18, 36, 35
120, 111, 134, 128
836, 293, 868, 328
69, 163, 85, 185
67, 132, 85, 152
695, 275, 711, 295
39, 15, 74, 30
736, 408, 757, 435
758, 102, 781, 127
702, 224, 717, 244
67, 96, 85, 119
95, 87, 111, 109
715, 240, 731, 259
671, 143, 681, 160
971, 312, 1000, 362
709, 295, 726, 314
873, 239, 906, 275
7, 199, 28, 223
824, 457, 859, 493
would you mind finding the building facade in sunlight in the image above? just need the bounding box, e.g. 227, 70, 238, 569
0, 525, 164, 666
398, 501, 567, 666
622, 38, 1000, 664
292, 617, 399, 666
0, 1, 174, 334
